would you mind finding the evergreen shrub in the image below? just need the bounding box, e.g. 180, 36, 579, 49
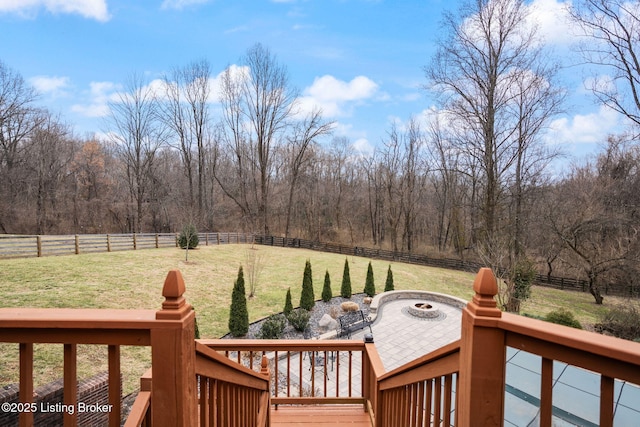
259, 314, 287, 339
321, 270, 332, 302
228, 266, 249, 337
341, 258, 352, 298
300, 260, 315, 310
287, 308, 311, 332
364, 261, 375, 297
178, 223, 199, 249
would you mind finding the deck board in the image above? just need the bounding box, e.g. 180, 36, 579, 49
271, 405, 372, 426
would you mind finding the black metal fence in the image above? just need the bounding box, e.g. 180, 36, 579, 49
253, 235, 639, 298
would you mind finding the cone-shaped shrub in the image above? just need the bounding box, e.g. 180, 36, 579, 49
300, 259, 315, 310
340, 258, 352, 298
283, 288, 293, 317
228, 266, 249, 337
321, 270, 332, 302
364, 261, 375, 297
384, 265, 394, 292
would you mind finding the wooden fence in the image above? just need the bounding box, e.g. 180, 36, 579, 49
252, 235, 640, 298
0, 232, 254, 259
1, 232, 636, 297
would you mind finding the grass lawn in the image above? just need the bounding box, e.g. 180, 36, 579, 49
0, 244, 629, 393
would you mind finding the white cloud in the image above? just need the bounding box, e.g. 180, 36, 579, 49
0, 0, 110, 21
527, 0, 578, 46
71, 81, 120, 118
299, 75, 378, 118
161, 0, 210, 10
547, 105, 622, 145
29, 75, 69, 96
352, 138, 374, 156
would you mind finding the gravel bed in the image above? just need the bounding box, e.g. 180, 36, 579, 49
222, 293, 369, 339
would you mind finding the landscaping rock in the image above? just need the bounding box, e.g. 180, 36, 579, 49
318, 313, 338, 332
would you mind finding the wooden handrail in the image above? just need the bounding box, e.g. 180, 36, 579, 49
377, 340, 460, 390
195, 341, 270, 391
500, 312, 640, 381
372, 340, 460, 427
195, 342, 271, 427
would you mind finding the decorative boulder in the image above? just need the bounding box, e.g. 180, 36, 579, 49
318, 313, 338, 332
341, 301, 359, 312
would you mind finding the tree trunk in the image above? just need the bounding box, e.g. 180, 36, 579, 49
589, 276, 604, 304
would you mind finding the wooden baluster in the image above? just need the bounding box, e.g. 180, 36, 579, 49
63, 344, 77, 427
416, 381, 425, 427
151, 269, 197, 426
299, 352, 303, 397
425, 379, 433, 427
335, 351, 340, 397
600, 375, 614, 427
434, 376, 442, 426
199, 376, 208, 427
458, 268, 505, 427
19, 343, 34, 427
108, 345, 121, 427
540, 358, 553, 427
443, 375, 453, 427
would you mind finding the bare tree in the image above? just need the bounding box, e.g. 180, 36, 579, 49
107, 73, 164, 232
547, 138, 640, 304
426, 0, 542, 245
284, 108, 333, 238
570, 0, 640, 131
217, 43, 299, 235
26, 114, 74, 234
160, 60, 213, 222
0, 61, 43, 233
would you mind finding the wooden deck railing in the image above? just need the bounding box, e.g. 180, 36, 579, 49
2, 267, 640, 427
194, 341, 271, 427
198, 338, 384, 410
375, 340, 460, 427
0, 270, 200, 426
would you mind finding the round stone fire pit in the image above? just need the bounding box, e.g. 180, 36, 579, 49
407, 302, 442, 319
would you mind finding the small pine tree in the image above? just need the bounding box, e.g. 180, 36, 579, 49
364, 261, 375, 297
340, 258, 352, 298
300, 259, 315, 310
178, 223, 199, 249
321, 270, 332, 302
384, 265, 394, 292
228, 266, 249, 337
283, 288, 293, 316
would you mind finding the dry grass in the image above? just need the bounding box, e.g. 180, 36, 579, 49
0, 243, 628, 394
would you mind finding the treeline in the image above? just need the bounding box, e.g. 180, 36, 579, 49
1, 0, 640, 304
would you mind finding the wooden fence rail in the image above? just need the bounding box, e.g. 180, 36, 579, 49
0, 232, 254, 259
253, 235, 639, 298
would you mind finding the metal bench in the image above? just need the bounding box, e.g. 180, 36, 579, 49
337, 309, 372, 338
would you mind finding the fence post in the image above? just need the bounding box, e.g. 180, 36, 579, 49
106, 234, 111, 252
155, 234, 159, 249
458, 268, 505, 427
75, 235, 80, 255
36, 236, 42, 257
150, 270, 197, 426
133, 233, 137, 250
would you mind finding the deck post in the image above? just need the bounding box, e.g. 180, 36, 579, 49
150, 269, 197, 426
458, 268, 505, 427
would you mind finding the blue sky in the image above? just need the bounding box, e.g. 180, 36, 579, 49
0, 0, 626, 161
